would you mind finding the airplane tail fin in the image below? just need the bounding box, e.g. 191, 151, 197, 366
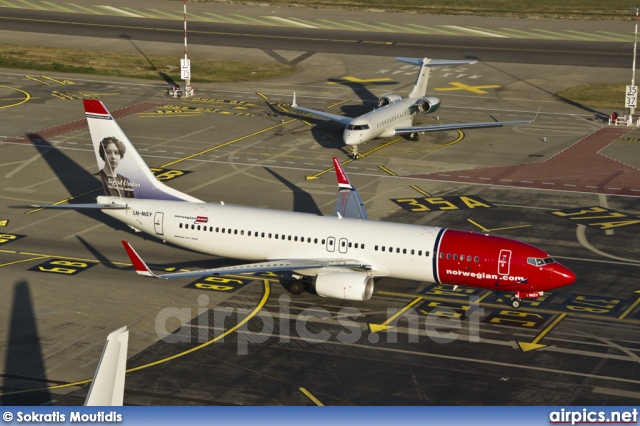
83, 99, 201, 202
395, 57, 478, 99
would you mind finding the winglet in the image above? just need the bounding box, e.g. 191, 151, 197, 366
85, 326, 128, 406
332, 157, 353, 190
121, 241, 156, 277
292, 92, 298, 107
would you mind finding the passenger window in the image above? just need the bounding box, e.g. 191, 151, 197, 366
197, 225, 201, 231
474, 256, 479, 262
382, 247, 386, 252
446, 253, 451, 259
453, 254, 458, 260
425, 251, 429, 257
403, 249, 406, 254
418, 250, 422, 256
467, 255, 472, 262
375, 245, 378, 251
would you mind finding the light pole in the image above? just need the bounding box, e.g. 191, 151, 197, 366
181, 0, 193, 97
627, 6, 639, 124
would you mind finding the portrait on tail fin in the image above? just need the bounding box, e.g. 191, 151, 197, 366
97, 136, 136, 198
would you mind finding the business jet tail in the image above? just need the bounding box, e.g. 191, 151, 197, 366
395, 57, 478, 98
84, 99, 201, 202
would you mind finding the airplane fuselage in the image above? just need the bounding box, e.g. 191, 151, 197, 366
343, 98, 417, 146
101, 196, 574, 294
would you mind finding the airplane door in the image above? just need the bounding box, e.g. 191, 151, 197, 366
154, 212, 164, 236
338, 238, 348, 254
326, 237, 335, 252
498, 249, 511, 275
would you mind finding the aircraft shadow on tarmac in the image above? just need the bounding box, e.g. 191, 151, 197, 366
263, 167, 322, 216
2, 281, 52, 406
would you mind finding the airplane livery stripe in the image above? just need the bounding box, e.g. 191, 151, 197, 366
431, 228, 446, 284
83, 99, 110, 115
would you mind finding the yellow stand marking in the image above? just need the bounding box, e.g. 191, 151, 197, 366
410, 185, 430, 196
378, 165, 396, 176
467, 219, 532, 233
0, 220, 8, 227
326, 76, 392, 86
517, 313, 566, 352
0, 86, 31, 109
327, 99, 352, 109
0, 280, 271, 397
299, 387, 324, 406
369, 297, 423, 333
305, 159, 353, 181
435, 82, 501, 94
618, 290, 640, 320
256, 92, 268, 99
25, 76, 50, 85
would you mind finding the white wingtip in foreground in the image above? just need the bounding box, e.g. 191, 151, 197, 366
85, 326, 129, 406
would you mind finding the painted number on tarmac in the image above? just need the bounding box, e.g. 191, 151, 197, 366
561, 294, 624, 316
418, 300, 472, 320
29, 259, 96, 275
150, 168, 192, 182
483, 310, 552, 329
550, 206, 640, 229
392, 196, 494, 212
0, 233, 26, 245
186, 276, 252, 292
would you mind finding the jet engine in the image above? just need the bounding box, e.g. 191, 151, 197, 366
416, 96, 441, 113
315, 272, 374, 301
378, 94, 403, 107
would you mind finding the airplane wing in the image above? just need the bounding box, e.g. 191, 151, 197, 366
85, 326, 129, 406
291, 93, 353, 126
30, 202, 129, 209
394, 119, 532, 135
332, 157, 368, 220
122, 241, 372, 280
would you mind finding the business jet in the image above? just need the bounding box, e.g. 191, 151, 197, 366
292, 57, 533, 158
34, 100, 575, 309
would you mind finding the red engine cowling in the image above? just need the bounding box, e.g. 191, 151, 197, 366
315, 272, 374, 301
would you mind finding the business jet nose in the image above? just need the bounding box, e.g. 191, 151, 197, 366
552, 263, 577, 287
343, 130, 358, 146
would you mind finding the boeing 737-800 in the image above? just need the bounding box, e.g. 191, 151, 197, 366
292, 57, 533, 158
35, 100, 575, 309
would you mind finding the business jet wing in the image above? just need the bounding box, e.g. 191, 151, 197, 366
85, 326, 128, 406
332, 157, 368, 220
291, 93, 353, 125
122, 241, 372, 279
394, 118, 532, 135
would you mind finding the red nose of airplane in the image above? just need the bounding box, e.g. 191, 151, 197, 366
552, 263, 577, 288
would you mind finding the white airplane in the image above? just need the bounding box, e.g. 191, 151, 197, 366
85, 326, 128, 406
292, 57, 533, 158
34, 100, 575, 309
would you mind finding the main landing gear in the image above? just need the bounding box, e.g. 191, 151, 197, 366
289, 276, 312, 295
408, 132, 419, 141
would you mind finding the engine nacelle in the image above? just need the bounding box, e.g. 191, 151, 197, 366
315, 272, 374, 301
378, 94, 402, 107
416, 96, 441, 114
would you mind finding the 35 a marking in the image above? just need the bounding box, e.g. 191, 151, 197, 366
550, 206, 640, 229
29, 259, 96, 275
392, 196, 494, 212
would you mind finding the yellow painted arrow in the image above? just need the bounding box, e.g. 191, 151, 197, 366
517, 313, 566, 352
369, 297, 423, 333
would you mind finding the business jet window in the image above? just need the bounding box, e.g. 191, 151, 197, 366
346, 124, 370, 130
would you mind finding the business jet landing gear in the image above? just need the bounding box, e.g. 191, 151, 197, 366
408, 132, 419, 141
350, 146, 360, 160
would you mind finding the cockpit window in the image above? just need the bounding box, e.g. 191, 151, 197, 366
346, 124, 370, 131
527, 257, 557, 266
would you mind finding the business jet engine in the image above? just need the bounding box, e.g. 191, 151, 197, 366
416, 96, 441, 113
315, 272, 374, 301
378, 94, 403, 107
